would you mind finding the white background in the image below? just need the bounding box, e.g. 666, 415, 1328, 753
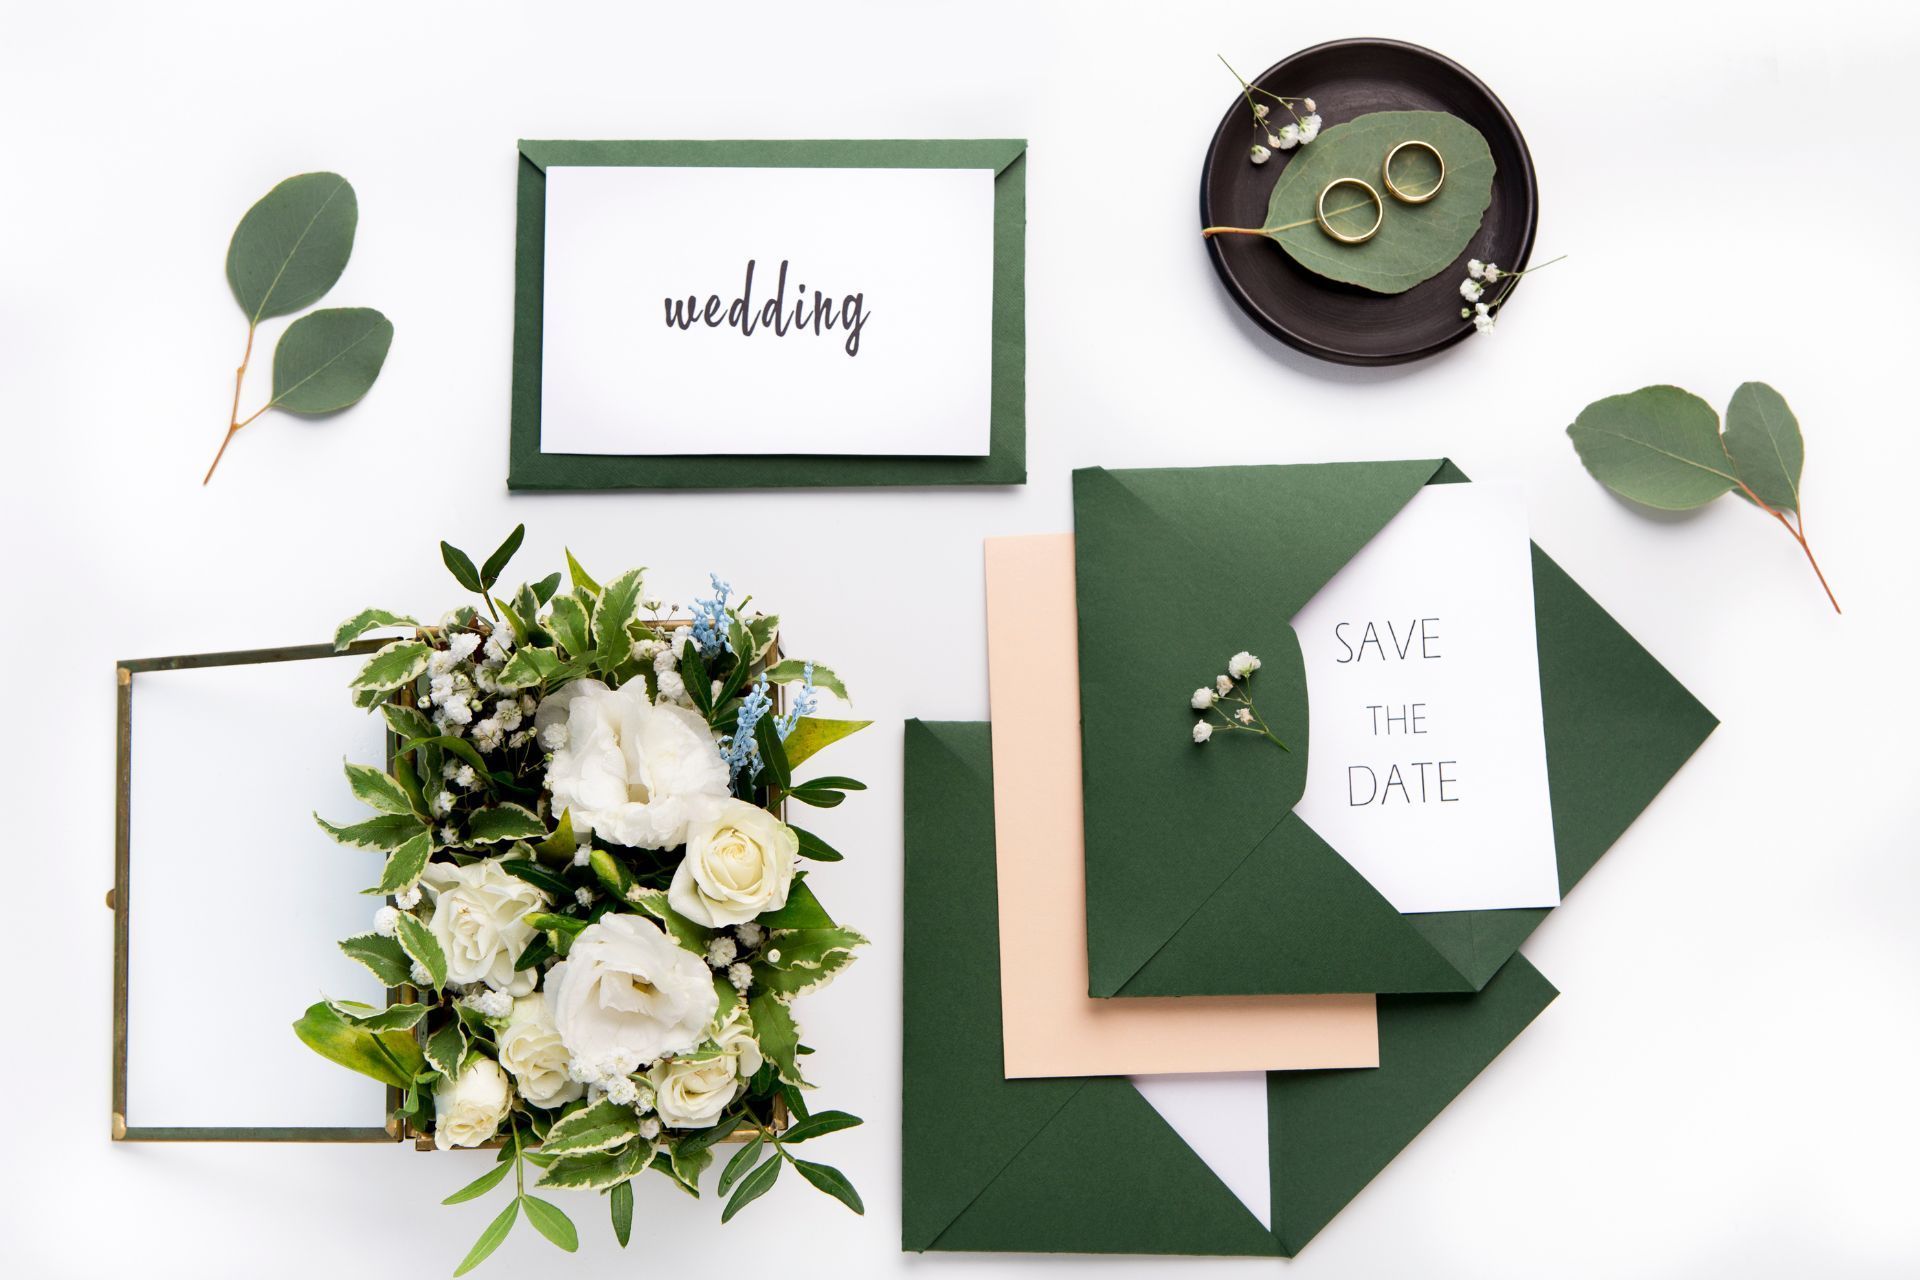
3, 1, 1916, 1276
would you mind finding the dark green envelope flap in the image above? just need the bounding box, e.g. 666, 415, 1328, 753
904, 719, 1559, 1258
1270, 954, 1559, 1256
1074, 460, 1447, 997
1077, 461, 1718, 998
901, 720, 1084, 1252
936, 1076, 1279, 1257
509, 140, 1026, 491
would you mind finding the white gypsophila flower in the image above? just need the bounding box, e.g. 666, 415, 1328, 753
430, 791, 454, 817
1468, 259, 1486, 280
428, 633, 481, 676
1253, 102, 1269, 120
631, 638, 664, 663
373, 905, 401, 938
1483, 263, 1502, 281
1228, 651, 1261, 678
510, 729, 533, 749
1249, 144, 1271, 165
1473, 311, 1496, 334
639, 1118, 661, 1140
535, 678, 729, 849
1266, 132, 1283, 148
471, 718, 505, 752
766, 948, 781, 964
436, 698, 474, 729
727, 962, 752, 993
673, 628, 697, 657
572, 843, 592, 868
1475, 302, 1491, 317
496, 701, 524, 732
442, 761, 459, 781
454, 765, 476, 789
654, 670, 689, 706
432, 1057, 513, 1150
1190, 687, 1216, 710
420, 857, 549, 995
1298, 113, 1322, 143
395, 883, 423, 910
1237, 708, 1254, 725
632, 1081, 655, 1114
734, 922, 764, 950
1277, 123, 1300, 149
606, 1075, 640, 1106
464, 989, 513, 1020
653, 644, 679, 673
575, 886, 594, 907
473, 667, 499, 695
1215, 674, 1233, 697
438, 825, 459, 844
546, 914, 717, 1075
1303, 97, 1316, 113
538, 720, 568, 750
411, 961, 432, 986
668, 799, 799, 927
1459, 279, 1483, 302
496, 992, 583, 1108
1192, 722, 1214, 744
706, 935, 738, 968
484, 632, 514, 665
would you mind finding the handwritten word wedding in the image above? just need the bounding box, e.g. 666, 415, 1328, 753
664, 259, 871, 357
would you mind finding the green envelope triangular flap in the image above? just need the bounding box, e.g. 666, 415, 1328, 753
932, 1077, 1281, 1257
1269, 954, 1559, 1257
902, 721, 1086, 1252
1531, 545, 1719, 893
1075, 461, 1442, 997
1119, 813, 1475, 996
1405, 906, 1551, 990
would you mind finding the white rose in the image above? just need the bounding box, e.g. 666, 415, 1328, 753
421, 857, 548, 995
496, 993, 584, 1109
432, 1057, 512, 1150
667, 800, 799, 927
546, 914, 717, 1074
649, 1009, 764, 1129
535, 679, 729, 849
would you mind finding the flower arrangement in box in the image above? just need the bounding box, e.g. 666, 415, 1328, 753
296, 528, 869, 1273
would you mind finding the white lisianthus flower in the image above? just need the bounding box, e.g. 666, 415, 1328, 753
432, 1057, 513, 1150
1228, 651, 1262, 679
546, 914, 717, 1075
420, 857, 548, 995
1190, 687, 1215, 710
535, 678, 729, 849
496, 993, 584, 1109
1192, 722, 1214, 744
648, 1010, 761, 1129
668, 799, 799, 927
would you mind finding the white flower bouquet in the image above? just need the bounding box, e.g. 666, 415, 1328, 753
296, 528, 868, 1272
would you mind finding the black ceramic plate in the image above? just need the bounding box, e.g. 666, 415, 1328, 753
1200, 38, 1537, 366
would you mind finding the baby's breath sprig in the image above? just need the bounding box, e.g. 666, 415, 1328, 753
1188, 651, 1289, 750
1220, 56, 1322, 165
1457, 254, 1566, 335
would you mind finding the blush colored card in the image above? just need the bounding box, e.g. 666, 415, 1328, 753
985, 534, 1378, 1078
1292, 483, 1561, 914
539, 164, 995, 458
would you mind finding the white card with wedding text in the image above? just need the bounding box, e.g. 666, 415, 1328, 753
539, 165, 996, 457
1291, 483, 1561, 914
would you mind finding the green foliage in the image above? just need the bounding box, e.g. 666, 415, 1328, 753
379, 701, 435, 740
441, 541, 484, 592
749, 992, 803, 1086
565, 549, 601, 595
718, 1133, 765, 1195
792, 1158, 865, 1215
338, 933, 411, 986
497, 646, 564, 690
425, 1019, 466, 1078
346, 760, 414, 815
375, 831, 432, 894
764, 659, 848, 702
292, 1000, 422, 1088
452, 1198, 518, 1277
609, 1180, 634, 1247
441, 1161, 511, 1205
791, 825, 844, 862
520, 1196, 578, 1253
758, 879, 833, 929
538, 1141, 652, 1190
1567, 381, 1838, 611
333, 608, 417, 651
480, 525, 526, 591
592, 569, 646, 669
547, 593, 590, 658
753, 714, 790, 790
780, 1110, 863, 1144
465, 803, 547, 844
781, 717, 870, 769
314, 811, 425, 851
785, 776, 867, 809
628, 886, 710, 952
542, 1100, 644, 1156
394, 912, 446, 991
350, 640, 430, 693
270, 307, 394, 414
226, 172, 357, 322
721, 1152, 781, 1222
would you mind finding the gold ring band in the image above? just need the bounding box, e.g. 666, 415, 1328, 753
1383, 140, 1445, 204
1315, 177, 1384, 245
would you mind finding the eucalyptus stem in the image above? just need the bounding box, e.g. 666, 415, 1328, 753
1731, 476, 1842, 614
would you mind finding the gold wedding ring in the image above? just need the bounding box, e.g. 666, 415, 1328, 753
1382, 140, 1445, 203
1314, 177, 1383, 244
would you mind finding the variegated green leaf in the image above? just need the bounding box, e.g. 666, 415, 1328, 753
627, 887, 710, 953
537, 1140, 654, 1190
496, 646, 562, 689
749, 991, 802, 1086
425, 1018, 466, 1077
292, 1000, 423, 1088
376, 832, 433, 894
536, 809, 577, 857
548, 593, 590, 659
345, 761, 414, 816
565, 548, 600, 595
395, 912, 446, 990
339, 933, 411, 986
542, 1100, 644, 1156
592, 568, 645, 667
314, 812, 426, 850
351, 640, 431, 693
337, 1002, 428, 1031
763, 659, 848, 703
333, 608, 417, 651
466, 803, 548, 844
380, 702, 436, 740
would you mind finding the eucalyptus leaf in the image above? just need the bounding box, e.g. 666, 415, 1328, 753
442, 542, 483, 592
226, 172, 357, 323
1566, 385, 1740, 510
270, 307, 393, 414
1233, 111, 1495, 294
1723, 381, 1803, 512
791, 825, 844, 863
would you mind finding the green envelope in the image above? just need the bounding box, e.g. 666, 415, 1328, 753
508, 139, 1026, 490
1074, 460, 1717, 998
903, 720, 1558, 1257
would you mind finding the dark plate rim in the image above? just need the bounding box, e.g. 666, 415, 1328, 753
1198, 37, 1539, 367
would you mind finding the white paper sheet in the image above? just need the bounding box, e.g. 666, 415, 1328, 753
539, 164, 996, 458
1130, 1072, 1272, 1230
1291, 483, 1561, 914
125, 656, 387, 1129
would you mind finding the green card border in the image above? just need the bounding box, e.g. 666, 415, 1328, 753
509, 139, 1027, 490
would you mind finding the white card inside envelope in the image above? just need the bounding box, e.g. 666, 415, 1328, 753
1291, 483, 1561, 914
539, 165, 996, 458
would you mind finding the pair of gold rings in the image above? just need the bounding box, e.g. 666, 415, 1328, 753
1313, 140, 1446, 245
